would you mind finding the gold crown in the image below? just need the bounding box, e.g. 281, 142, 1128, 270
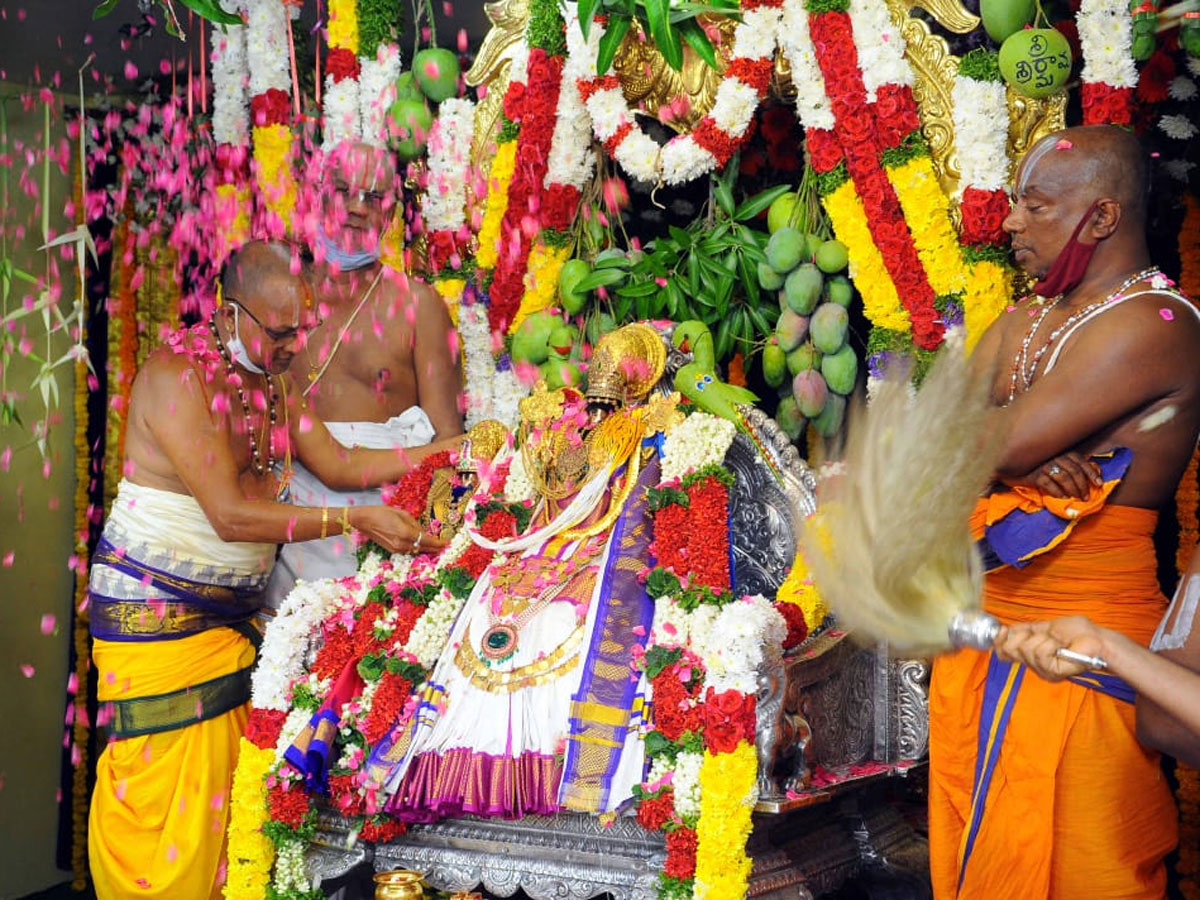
586, 323, 667, 406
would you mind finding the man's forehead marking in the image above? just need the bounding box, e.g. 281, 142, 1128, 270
1016, 136, 1059, 195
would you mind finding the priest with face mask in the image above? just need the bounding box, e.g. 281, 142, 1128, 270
263, 141, 465, 608
926, 126, 1200, 898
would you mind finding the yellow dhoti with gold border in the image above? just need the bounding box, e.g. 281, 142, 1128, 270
87, 480, 274, 900
929, 491, 1178, 900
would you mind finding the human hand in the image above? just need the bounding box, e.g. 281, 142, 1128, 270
1005, 451, 1102, 499
994, 616, 1109, 681
350, 506, 448, 555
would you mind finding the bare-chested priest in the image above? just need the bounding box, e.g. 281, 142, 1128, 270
264, 140, 464, 606
87, 240, 454, 900
929, 126, 1200, 899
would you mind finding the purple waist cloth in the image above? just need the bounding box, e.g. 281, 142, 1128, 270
385, 748, 563, 822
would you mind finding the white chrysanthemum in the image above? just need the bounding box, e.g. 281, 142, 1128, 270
848, 0, 912, 96
1077, 0, 1137, 88
549, 10, 601, 191
615, 131, 666, 185
586, 90, 632, 140
210, 3, 248, 146
252, 577, 345, 710
659, 412, 737, 483
651, 596, 693, 646
709, 80, 760, 135
659, 140, 719, 187
1164, 159, 1197, 182
701, 595, 785, 694
1168, 77, 1198, 102
952, 76, 1010, 192
1159, 114, 1199, 141
732, 7, 783, 60
404, 588, 468, 669
779, 0, 836, 131
673, 750, 704, 819
423, 98, 476, 231
322, 75, 362, 149
359, 43, 402, 148
1189, 58, 1200, 79
246, 0, 290, 96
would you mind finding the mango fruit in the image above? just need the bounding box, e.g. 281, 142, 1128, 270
821, 344, 858, 396
762, 338, 787, 388
414, 48, 461, 102
768, 192, 804, 234
815, 239, 849, 274
511, 311, 558, 365
776, 396, 806, 442
999, 28, 1072, 99
825, 275, 854, 307
784, 264, 824, 315
981, 0, 1034, 43
775, 308, 810, 352
765, 227, 806, 274
811, 393, 847, 438
786, 342, 822, 376
810, 302, 849, 354
792, 369, 829, 419
758, 261, 785, 291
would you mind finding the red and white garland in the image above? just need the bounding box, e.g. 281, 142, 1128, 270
1078, 0, 1139, 125
577, 0, 783, 186
423, 97, 477, 273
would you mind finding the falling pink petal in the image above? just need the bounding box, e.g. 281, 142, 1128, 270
124, 61, 138, 80
40, 614, 56, 635
1159, 308, 1175, 321
19, 664, 35, 678
2, 552, 13, 567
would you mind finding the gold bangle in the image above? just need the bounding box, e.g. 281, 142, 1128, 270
341, 507, 352, 535
320, 507, 329, 540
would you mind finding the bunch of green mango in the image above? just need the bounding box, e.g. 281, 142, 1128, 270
758, 226, 857, 442
388, 48, 462, 161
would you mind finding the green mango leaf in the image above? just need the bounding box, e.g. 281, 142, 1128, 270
677, 19, 718, 70
747, 302, 774, 337
616, 280, 659, 298
715, 316, 733, 361
178, 0, 244, 25
734, 183, 793, 221
574, 268, 629, 292
668, 225, 692, 246
92, 0, 121, 18
597, 16, 633, 75
737, 253, 760, 307
636, 293, 653, 320
686, 253, 700, 296
666, 280, 683, 318
578, 0, 602, 39
714, 179, 735, 218
642, 0, 683, 71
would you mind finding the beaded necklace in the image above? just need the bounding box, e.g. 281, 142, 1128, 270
1006, 267, 1160, 405
209, 317, 279, 477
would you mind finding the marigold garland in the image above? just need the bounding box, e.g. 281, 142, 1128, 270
510, 242, 572, 334
433, 277, 466, 327
776, 549, 828, 633
328, 0, 360, 55
223, 740, 277, 900
252, 122, 298, 230
885, 155, 967, 299
822, 180, 910, 334
693, 741, 757, 899
475, 140, 517, 271
963, 259, 1012, 352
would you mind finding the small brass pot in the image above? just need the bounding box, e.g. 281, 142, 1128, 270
373, 869, 426, 900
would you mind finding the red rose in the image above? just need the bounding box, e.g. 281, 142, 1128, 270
526, 49, 554, 88
542, 184, 581, 231
326, 47, 361, 83
703, 687, 756, 754
651, 502, 689, 575
652, 670, 702, 741
805, 128, 844, 174
636, 790, 676, 831
251, 88, 291, 127
502, 81, 527, 122
1081, 83, 1134, 127
960, 188, 1011, 247
663, 827, 698, 879
329, 774, 367, 816
246, 707, 287, 749
873, 84, 921, 149
361, 672, 414, 744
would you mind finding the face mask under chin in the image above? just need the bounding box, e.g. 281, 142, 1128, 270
1031, 201, 1100, 299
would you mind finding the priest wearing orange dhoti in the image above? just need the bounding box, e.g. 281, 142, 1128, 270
928, 125, 1200, 899
86, 241, 451, 899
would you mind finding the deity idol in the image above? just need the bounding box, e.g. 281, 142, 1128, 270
363, 322, 682, 819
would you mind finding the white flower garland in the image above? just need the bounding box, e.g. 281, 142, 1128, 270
550, 7, 600, 192
323, 76, 362, 149
423, 98, 476, 232
252, 577, 346, 711
210, 1, 249, 146
777, 0, 834, 131
846, 0, 911, 99
672, 750, 704, 819
458, 300, 528, 430
659, 411, 737, 483
274, 705, 316, 763
272, 839, 311, 893
359, 43, 403, 148
1078, 0, 1138, 89
578, 4, 782, 186
245, 0, 290, 97
951, 75, 1010, 194
694, 594, 785, 695
503, 450, 536, 505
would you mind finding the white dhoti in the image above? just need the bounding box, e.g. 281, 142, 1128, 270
263, 407, 436, 609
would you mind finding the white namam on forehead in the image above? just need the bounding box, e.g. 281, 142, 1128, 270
1151, 574, 1200, 651
1015, 135, 1060, 196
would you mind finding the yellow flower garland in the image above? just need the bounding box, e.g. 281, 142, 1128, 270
776, 549, 829, 633
475, 141, 517, 272
434, 277, 466, 327
222, 739, 276, 900
327, 0, 359, 53
962, 259, 1011, 353
822, 180, 910, 334
509, 242, 571, 334
693, 741, 757, 899
885, 156, 967, 298
253, 123, 298, 226
214, 183, 251, 267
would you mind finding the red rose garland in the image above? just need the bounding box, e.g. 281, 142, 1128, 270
664, 827, 699, 880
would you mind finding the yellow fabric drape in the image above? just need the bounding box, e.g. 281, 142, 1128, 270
89, 627, 255, 900
928, 504, 1177, 899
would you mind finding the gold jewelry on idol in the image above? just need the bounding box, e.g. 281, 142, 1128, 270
320, 506, 330, 539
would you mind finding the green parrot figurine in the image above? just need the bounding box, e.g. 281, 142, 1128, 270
672, 321, 758, 424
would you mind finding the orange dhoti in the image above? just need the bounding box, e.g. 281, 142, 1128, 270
929, 503, 1178, 899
